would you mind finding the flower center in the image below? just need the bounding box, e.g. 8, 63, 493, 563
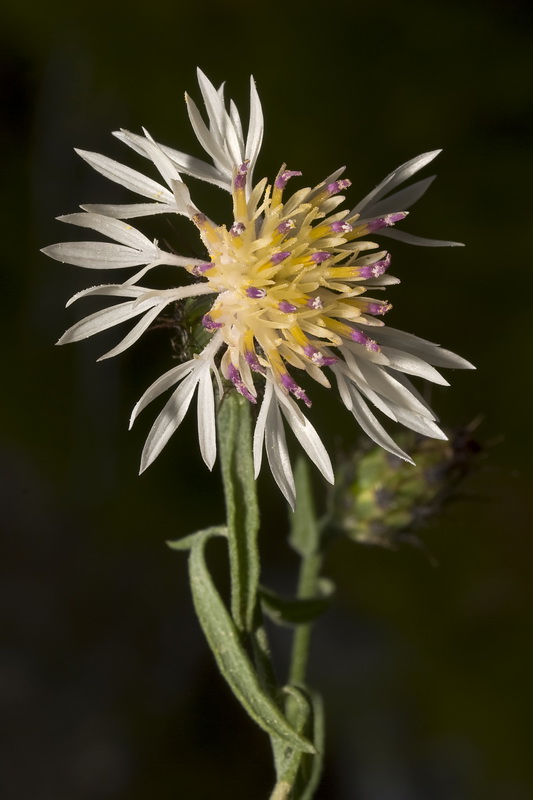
187, 162, 398, 404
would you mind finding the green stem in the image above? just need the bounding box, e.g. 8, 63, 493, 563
288, 551, 324, 687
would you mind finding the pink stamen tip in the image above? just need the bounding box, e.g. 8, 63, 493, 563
311, 251, 330, 264
233, 161, 249, 190
246, 286, 267, 299
192, 262, 213, 276
278, 301, 298, 313
277, 219, 296, 235
271, 251, 291, 265
275, 170, 302, 190
230, 221, 245, 237
367, 212, 408, 232
330, 220, 353, 234
366, 302, 391, 315
303, 345, 338, 367
202, 313, 223, 331
227, 363, 256, 403
326, 179, 352, 196
193, 212, 207, 226
245, 350, 265, 374
281, 373, 311, 407
306, 296, 323, 310
358, 254, 391, 278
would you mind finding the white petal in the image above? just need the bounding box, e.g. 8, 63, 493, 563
157, 144, 231, 189
342, 382, 414, 464
197, 365, 217, 469
387, 403, 448, 440
120, 129, 184, 191
97, 304, 164, 361
375, 228, 464, 247
81, 202, 172, 219
75, 149, 175, 204
43, 241, 158, 269
361, 175, 436, 217
380, 346, 450, 385
275, 386, 334, 485
372, 327, 475, 369
130, 361, 197, 426
253, 379, 271, 477
65, 283, 148, 306
355, 357, 436, 419
185, 93, 233, 174
196, 69, 244, 167
57, 212, 156, 250
139, 367, 201, 472
58, 297, 159, 344
353, 150, 442, 214
254, 383, 296, 507
245, 76, 264, 176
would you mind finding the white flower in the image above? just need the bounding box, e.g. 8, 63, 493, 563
43, 69, 474, 507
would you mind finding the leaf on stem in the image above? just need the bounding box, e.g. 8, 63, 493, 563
188, 527, 315, 754
259, 580, 336, 627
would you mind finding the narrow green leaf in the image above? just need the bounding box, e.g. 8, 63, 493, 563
218, 391, 260, 631
189, 528, 315, 754
260, 579, 335, 627
166, 526, 227, 551
289, 458, 320, 557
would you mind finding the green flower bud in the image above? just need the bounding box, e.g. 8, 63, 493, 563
331, 426, 482, 549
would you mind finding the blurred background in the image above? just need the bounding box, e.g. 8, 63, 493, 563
1, 0, 532, 797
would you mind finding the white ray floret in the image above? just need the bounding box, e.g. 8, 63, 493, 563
44, 70, 474, 506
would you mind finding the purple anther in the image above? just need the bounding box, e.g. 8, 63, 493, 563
277, 219, 296, 235
192, 262, 213, 277
351, 329, 370, 346
306, 296, 323, 310
227, 363, 256, 403
326, 179, 352, 196
367, 212, 408, 232
311, 251, 330, 264
278, 301, 298, 313
230, 221, 245, 237
275, 170, 302, 190
202, 313, 223, 331
358, 253, 391, 278
233, 161, 249, 190
246, 286, 267, 299
330, 220, 353, 234
366, 302, 391, 316
271, 251, 291, 265
245, 350, 266, 374
303, 345, 338, 367
351, 329, 380, 352
281, 372, 312, 407
193, 212, 207, 226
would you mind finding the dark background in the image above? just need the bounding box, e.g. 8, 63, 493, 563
2, 0, 532, 798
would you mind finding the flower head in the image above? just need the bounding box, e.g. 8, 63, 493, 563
43, 69, 474, 507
